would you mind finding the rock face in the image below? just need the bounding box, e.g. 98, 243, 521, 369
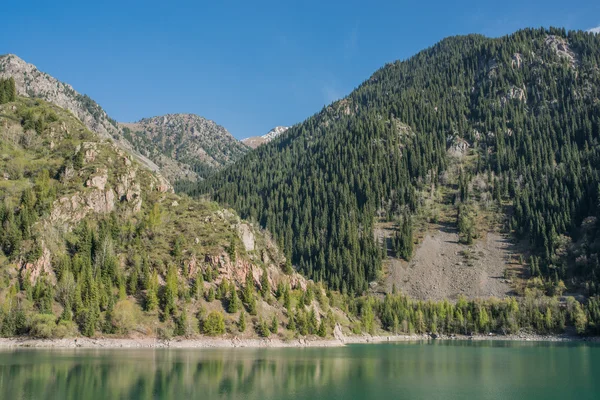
85, 169, 108, 190
447, 135, 470, 157
333, 323, 346, 343
203, 252, 306, 291
47, 138, 168, 225
262, 126, 289, 141
242, 126, 289, 149
50, 189, 116, 224
20, 245, 55, 284
0, 54, 117, 140
115, 168, 142, 212
544, 35, 578, 67
237, 223, 255, 252
120, 114, 249, 181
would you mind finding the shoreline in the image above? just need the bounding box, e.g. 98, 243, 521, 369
0, 332, 598, 349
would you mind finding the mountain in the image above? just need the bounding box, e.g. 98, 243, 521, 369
120, 114, 249, 182
242, 126, 289, 148
0, 54, 162, 176
192, 27, 600, 303
0, 54, 248, 184
2, 27, 600, 339
0, 95, 346, 339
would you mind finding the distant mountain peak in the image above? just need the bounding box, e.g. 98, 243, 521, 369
263, 126, 289, 140
242, 126, 289, 148
120, 113, 248, 181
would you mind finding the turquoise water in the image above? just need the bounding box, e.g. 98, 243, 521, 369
0, 340, 598, 399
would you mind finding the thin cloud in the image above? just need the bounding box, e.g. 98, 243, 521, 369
587, 26, 600, 33
344, 25, 359, 59
322, 84, 342, 104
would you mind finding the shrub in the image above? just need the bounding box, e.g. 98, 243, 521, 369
53, 320, 78, 338
29, 314, 56, 338
203, 311, 225, 336
112, 300, 138, 335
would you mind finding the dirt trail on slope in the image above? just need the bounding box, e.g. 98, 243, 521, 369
382, 225, 517, 301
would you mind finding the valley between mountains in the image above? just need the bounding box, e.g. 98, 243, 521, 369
1, 27, 600, 342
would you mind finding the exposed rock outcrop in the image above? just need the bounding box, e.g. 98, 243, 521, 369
501, 85, 527, 105
19, 245, 56, 284
50, 189, 116, 224
85, 169, 108, 190
237, 223, 255, 251
447, 135, 470, 157
545, 35, 578, 67
203, 253, 307, 291
115, 168, 142, 212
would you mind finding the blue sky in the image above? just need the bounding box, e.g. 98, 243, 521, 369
1, 1, 599, 139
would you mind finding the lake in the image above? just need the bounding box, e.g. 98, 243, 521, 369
1, 340, 599, 399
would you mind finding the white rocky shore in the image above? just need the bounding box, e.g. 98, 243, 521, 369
0, 331, 596, 349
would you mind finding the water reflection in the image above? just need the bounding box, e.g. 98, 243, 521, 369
1, 341, 599, 400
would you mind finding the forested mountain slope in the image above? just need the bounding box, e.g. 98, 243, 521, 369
0, 96, 343, 339
190, 28, 600, 299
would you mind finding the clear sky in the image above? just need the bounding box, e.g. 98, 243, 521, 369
1, 0, 599, 139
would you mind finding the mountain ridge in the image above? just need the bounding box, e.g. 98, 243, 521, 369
193, 27, 600, 300
0, 54, 165, 177
0, 54, 249, 184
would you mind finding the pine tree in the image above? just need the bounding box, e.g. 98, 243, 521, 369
257, 316, 270, 337
287, 312, 296, 331
317, 320, 327, 337
228, 287, 240, 313
238, 311, 246, 332
162, 265, 178, 317
175, 308, 189, 337
270, 315, 279, 334
145, 271, 159, 312
283, 285, 292, 311
308, 307, 318, 334
191, 273, 204, 299
260, 267, 270, 298
206, 287, 215, 302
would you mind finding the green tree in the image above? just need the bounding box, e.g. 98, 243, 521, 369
270, 315, 278, 334
145, 271, 159, 312
317, 320, 327, 337
203, 311, 225, 336
257, 317, 270, 337
260, 268, 270, 298
238, 311, 246, 332
228, 287, 240, 313
162, 265, 178, 317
